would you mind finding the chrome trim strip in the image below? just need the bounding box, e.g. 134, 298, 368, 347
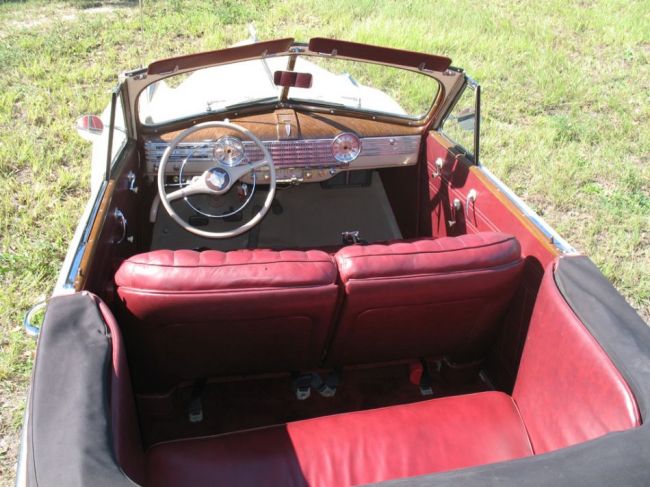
53, 180, 108, 295
479, 165, 577, 255
144, 135, 421, 173
23, 300, 47, 337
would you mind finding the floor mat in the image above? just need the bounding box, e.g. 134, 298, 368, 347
150, 171, 401, 251
139, 363, 492, 448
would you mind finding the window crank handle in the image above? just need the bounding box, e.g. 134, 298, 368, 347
466, 189, 477, 220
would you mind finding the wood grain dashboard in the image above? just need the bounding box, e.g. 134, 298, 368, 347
158, 109, 424, 142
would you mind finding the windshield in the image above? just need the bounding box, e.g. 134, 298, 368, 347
138, 53, 440, 126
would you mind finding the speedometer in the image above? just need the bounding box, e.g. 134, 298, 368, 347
332, 133, 361, 163
214, 136, 245, 166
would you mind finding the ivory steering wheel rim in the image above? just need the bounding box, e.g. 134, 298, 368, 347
157, 121, 276, 239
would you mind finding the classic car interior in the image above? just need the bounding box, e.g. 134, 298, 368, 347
26, 39, 650, 487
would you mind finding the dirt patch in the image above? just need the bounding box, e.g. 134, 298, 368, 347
4, 4, 131, 32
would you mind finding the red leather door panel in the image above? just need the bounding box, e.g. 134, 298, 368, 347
424, 132, 558, 389
424, 131, 557, 267
513, 259, 641, 453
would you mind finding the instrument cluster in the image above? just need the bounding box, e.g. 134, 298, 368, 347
213, 132, 363, 167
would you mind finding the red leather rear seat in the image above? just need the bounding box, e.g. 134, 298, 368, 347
115, 249, 338, 388
327, 232, 523, 366
146, 391, 533, 487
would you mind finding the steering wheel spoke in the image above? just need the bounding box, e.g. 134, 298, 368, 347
229, 158, 269, 181
166, 174, 210, 201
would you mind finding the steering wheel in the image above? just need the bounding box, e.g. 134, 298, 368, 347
157, 121, 276, 239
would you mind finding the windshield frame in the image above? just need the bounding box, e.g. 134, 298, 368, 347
124, 39, 462, 134
281, 52, 441, 122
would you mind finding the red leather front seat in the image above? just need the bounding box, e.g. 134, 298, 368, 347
115, 249, 339, 389
327, 232, 523, 367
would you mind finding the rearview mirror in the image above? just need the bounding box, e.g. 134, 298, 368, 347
273, 71, 313, 88
75, 114, 104, 141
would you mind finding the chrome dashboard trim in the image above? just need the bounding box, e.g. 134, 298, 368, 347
144, 135, 420, 174
479, 165, 577, 255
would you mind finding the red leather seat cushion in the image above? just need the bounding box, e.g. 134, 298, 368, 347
335, 233, 521, 281
328, 233, 524, 366
146, 391, 533, 487
115, 248, 337, 291
115, 249, 339, 386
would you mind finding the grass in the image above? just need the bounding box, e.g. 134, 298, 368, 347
0, 0, 648, 483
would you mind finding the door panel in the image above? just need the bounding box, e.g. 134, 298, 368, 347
423, 131, 559, 390
424, 131, 558, 267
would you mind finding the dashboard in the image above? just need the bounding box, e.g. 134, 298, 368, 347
143, 110, 423, 184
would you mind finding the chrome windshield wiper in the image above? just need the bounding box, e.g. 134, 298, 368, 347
287, 97, 348, 108
205, 96, 278, 112
224, 96, 279, 110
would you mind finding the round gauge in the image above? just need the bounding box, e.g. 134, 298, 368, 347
332, 133, 361, 163
214, 136, 245, 166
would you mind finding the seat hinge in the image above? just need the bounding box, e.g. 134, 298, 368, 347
188, 378, 207, 423
293, 373, 313, 400
341, 230, 368, 245
314, 372, 338, 398
293, 372, 339, 400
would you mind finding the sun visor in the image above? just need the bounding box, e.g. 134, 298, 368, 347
308, 38, 451, 72
148, 37, 295, 75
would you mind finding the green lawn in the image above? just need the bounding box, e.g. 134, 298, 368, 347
0, 0, 648, 482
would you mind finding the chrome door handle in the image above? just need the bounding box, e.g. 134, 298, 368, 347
114, 208, 127, 244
